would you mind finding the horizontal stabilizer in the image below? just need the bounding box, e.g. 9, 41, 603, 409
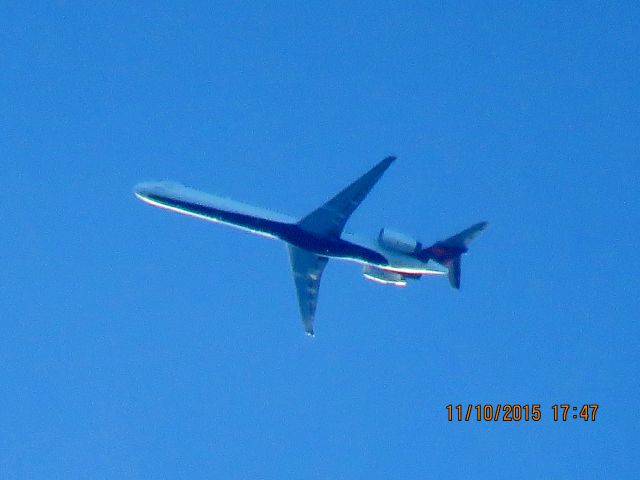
418, 222, 488, 289
448, 257, 461, 289
442, 221, 488, 249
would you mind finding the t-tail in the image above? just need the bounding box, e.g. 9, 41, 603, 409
416, 222, 488, 289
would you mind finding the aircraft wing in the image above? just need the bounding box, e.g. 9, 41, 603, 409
297, 156, 396, 239
287, 245, 329, 336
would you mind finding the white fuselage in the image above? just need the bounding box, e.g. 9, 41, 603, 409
134, 181, 446, 276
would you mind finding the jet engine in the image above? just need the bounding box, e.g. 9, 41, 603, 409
362, 265, 407, 287
378, 228, 422, 255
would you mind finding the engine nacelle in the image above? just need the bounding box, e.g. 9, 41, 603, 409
362, 265, 407, 287
378, 228, 422, 255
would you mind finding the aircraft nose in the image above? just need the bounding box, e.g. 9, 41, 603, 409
133, 182, 154, 199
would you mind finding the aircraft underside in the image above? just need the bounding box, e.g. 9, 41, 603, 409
135, 156, 487, 335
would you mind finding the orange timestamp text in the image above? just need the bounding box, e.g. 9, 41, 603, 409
446, 404, 599, 422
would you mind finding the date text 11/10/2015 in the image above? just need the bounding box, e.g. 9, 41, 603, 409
446, 404, 599, 422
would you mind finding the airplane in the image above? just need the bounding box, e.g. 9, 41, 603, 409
134, 156, 487, 336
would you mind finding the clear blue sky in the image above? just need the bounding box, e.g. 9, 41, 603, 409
2, 2, 638, 478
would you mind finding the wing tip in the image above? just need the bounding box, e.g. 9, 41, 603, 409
304, 319, 315, 337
